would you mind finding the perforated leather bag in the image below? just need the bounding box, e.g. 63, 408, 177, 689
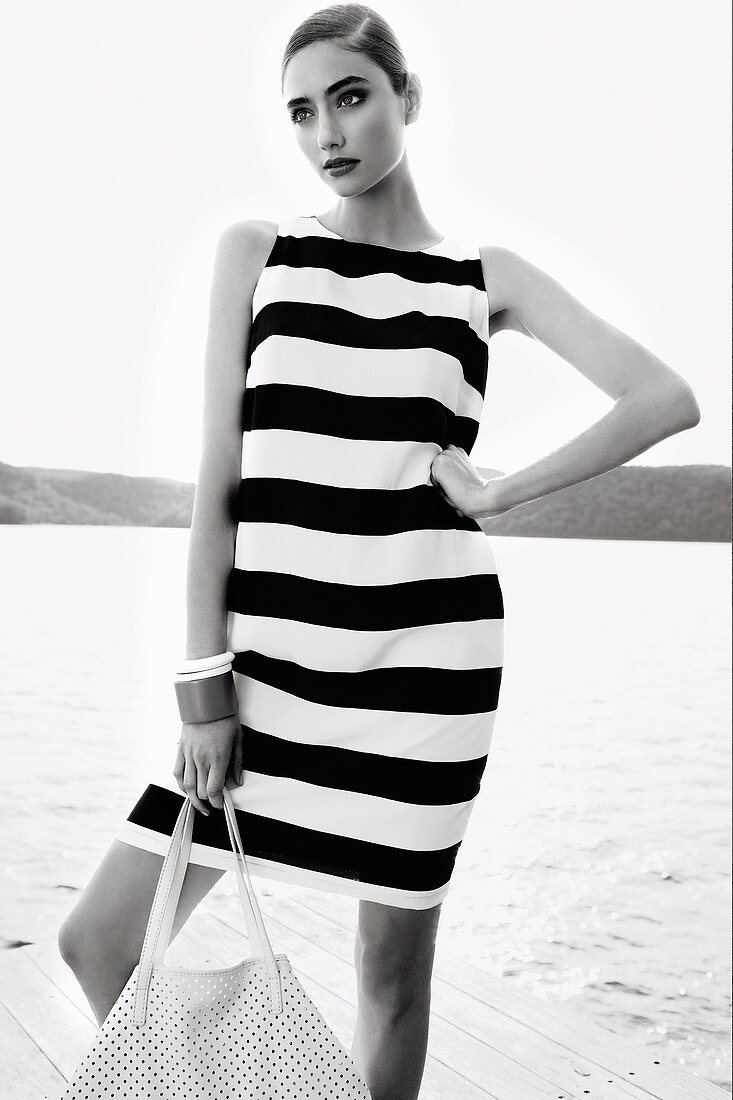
59, 785, 372, 1098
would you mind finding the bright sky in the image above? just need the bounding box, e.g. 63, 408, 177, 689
1, 0, 730, 482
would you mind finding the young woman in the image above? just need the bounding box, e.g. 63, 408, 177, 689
57, 5, 700, 1098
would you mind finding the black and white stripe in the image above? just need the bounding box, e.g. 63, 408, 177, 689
116, 214, 503, 909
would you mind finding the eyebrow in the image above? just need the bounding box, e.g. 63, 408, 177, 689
286, 75, 371, 111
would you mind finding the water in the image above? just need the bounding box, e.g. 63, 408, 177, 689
0, 526, 730, 1091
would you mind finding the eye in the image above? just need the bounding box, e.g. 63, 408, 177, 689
338, 90, 365, 109
289, 89, 365, 124
336, 90, 365, 110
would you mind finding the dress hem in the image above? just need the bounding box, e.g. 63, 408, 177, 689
114, 820, 449, 911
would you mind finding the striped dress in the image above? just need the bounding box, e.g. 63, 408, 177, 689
115, 213, 504, 910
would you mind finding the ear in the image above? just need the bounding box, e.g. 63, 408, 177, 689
404, 72, 423, 125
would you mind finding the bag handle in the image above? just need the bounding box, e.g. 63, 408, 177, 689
132, 786, 283, 1025
220, 786, 283, 1015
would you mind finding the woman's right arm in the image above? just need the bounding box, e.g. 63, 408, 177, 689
174, 219, 278, 816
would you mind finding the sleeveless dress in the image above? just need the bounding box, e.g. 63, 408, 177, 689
114, 213, 504, 910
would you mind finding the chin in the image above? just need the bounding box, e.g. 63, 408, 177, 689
331, 173, 376, 195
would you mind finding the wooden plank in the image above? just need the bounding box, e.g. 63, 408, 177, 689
0, 998, 66, 1098
20, 940, 96, 1026
255, 892, 645, 1100
437, 954, 729, 1100
171, 909, 492, 1099
13, 913, 482, 1099
292, 889, 729, 1100
5, 886, 725, 1100
209, 892, 595, 1100
0, 949, 95, 1081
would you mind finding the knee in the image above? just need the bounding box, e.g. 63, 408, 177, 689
57, 914, 84, 967
57, 911, 137, 978
356, 937, 432, 1017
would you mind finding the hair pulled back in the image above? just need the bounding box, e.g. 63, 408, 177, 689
281, 4, 410, 99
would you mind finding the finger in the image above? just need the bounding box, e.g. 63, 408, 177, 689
225, 727, 244, 787
183, 753, 210, 816
225, 757, 241, 788
231, 736, 244, 784
196, 764, 211, 808
435, 482, 465, 517
206, 764, 228, 811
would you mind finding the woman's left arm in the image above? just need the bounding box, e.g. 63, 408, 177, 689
454, 245, 701, 519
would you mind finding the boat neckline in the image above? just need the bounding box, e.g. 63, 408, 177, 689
305, 214, 447, 254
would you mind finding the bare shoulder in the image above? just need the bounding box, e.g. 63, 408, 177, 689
478, 244, 529, 314
213, 218, 280, 289
479, 244, 536, 339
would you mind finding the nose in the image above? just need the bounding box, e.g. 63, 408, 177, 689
318, 121, 344, 153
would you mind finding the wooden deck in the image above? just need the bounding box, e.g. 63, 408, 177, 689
0, 885, 727, 1099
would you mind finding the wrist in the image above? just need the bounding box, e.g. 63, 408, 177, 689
174, 665, 239, 724
182, 713, 236, 728
474, 474, 516, 519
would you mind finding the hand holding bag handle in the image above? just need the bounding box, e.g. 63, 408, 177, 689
132, 785, 284, 1025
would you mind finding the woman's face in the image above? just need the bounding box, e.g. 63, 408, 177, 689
282, 40, 416, 194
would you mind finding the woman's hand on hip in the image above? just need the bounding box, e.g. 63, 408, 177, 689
173, 714, 244, 815
430, 444, 507, 519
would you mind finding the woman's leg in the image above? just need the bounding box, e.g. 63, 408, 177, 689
57, 838, 225, 1025
351, 898, 443, 1100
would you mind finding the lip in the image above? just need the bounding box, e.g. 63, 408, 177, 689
324, 160, 359, 177
323, 158, 359, 169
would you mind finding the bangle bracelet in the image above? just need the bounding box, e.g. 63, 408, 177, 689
176, 650, 235, 675
174, 669, 239, 724
174, 662, 233, 683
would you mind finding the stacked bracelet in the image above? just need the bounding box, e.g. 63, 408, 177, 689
175, 651, 235, 678
174, 650, 239, 724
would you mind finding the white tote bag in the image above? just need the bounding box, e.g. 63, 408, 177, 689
59, 785, 372, 1098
